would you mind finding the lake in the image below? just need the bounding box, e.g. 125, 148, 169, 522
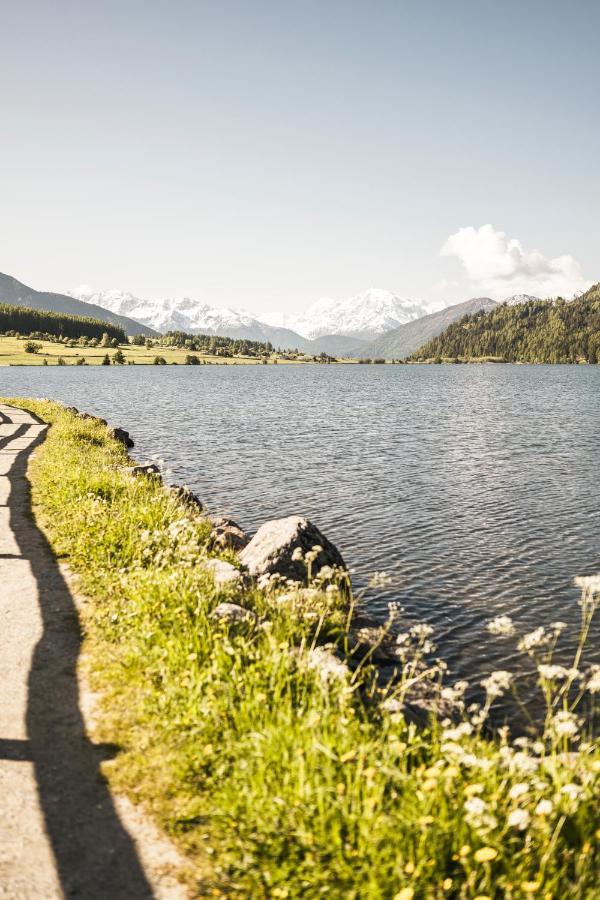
2, 363, 599, 694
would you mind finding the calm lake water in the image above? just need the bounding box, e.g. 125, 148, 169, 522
2, 364, 599, 692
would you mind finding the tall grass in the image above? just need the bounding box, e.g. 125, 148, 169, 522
7, 398, 600, 898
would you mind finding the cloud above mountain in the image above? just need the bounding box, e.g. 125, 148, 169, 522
441, 224, 590, 299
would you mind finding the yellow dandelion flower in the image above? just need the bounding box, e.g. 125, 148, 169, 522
459, 845, 471, 857
404, 862, 415, 874
443, 878, 453, 890
521, 882, 540, 893
423, 778, 438, 792
474, 846, 498, 863
419, 815, 435, 826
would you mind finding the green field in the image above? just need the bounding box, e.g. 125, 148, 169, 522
0, 335, 345, 366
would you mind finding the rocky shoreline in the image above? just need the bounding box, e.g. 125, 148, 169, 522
64, 404, 459, 722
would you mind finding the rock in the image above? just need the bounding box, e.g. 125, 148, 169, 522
204, 558, 242, 586
210, 602, 258, 625
208, 515, 248, 552
78, 412, 108, 426
238, 515, 347, 585
109, 426, 134, 448
128, 463, 161, 477
64, 406, 80, 416
170, 485, 203, 511
306, 646, 350, 683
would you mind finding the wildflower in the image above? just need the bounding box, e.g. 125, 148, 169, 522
521, 883, 541, 893
586, 665, 600, 693
481, 670, 513, 698
507, 808, 531, 830
534, 799, 553, 816
474, 846, 498, 863
487, 615, 515, 636
559, 783, 582, 801
508, 782, 529, 800
395, 632, 410, 646
442, 722, 473, 742
369, 570, 392, 588
459, 845, 471, 856
549, 710, 580, 739
518, 627, 547, 651
291, 547, 304, 562
550, 621, 567, 633
404, 861, 415, 874
410, 623, 434, 639
574, 575, 600, 593
442, 878, 453, 890
538, 664, 569, 681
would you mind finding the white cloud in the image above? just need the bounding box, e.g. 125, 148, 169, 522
441, 224, 590, 300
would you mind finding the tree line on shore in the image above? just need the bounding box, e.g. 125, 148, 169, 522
411, 284, 600, 363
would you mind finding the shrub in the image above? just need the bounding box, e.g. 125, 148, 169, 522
24, 341, 43, 354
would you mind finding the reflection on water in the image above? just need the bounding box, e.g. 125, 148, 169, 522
3, 363, 599, 692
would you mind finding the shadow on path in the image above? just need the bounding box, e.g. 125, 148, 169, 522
7, 421, 154, 898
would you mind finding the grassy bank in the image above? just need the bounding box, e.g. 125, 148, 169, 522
8, 399, 600, 898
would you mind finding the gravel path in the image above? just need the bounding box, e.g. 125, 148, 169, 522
0, 404, 188, 900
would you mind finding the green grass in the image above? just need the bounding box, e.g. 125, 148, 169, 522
0, 335, 362, 365
6, 398, 600, 898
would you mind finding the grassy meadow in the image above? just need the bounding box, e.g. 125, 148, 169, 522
0, 334, 322, 365
6, 399, 600, 898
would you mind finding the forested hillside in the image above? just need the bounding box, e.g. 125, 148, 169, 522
0, 304, 127, 343
411, 285, 600, 363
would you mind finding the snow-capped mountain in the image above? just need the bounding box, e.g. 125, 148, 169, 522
70, 285, 430, 351
263, 289, 429, 340
502, 293, 540, 306
70, 286, 262, 335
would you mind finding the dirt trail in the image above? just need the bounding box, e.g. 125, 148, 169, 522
0, 404, 188, 899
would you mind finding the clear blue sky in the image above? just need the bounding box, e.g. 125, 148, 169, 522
2, 0, 598, 313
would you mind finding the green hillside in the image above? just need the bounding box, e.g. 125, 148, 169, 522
0, 303, 127, 343
411, 284, 600, 363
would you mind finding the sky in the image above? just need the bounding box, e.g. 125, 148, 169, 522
1, 0, 599, 316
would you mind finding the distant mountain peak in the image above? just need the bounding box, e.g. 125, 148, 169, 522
263, 288, 429, 340
502, 293, 540, 306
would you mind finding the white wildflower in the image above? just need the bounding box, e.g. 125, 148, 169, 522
518, 627, 547, 652
291, 547, 304, 562
585, 665, 600, 693
560, 783, 582, 801
487, 615, 515, 636
442, 722, 473, 742
507, 808, 531, 830
369, 571, 392, 588
508, 782, 529, 800
550, 621, 567, 633
574, 575, 600, 593
535, 799, 553, 816
538, 664, 569, 681
395, 632, 410, 646
410, 623, 434, 639
481, 670, 513, 698
549, 710, 580, 739
464, 797, 487, 817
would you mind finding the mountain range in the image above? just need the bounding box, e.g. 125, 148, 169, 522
0, 272, 156, 337
0, 271, 550, 357
69, 286, 431, 354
